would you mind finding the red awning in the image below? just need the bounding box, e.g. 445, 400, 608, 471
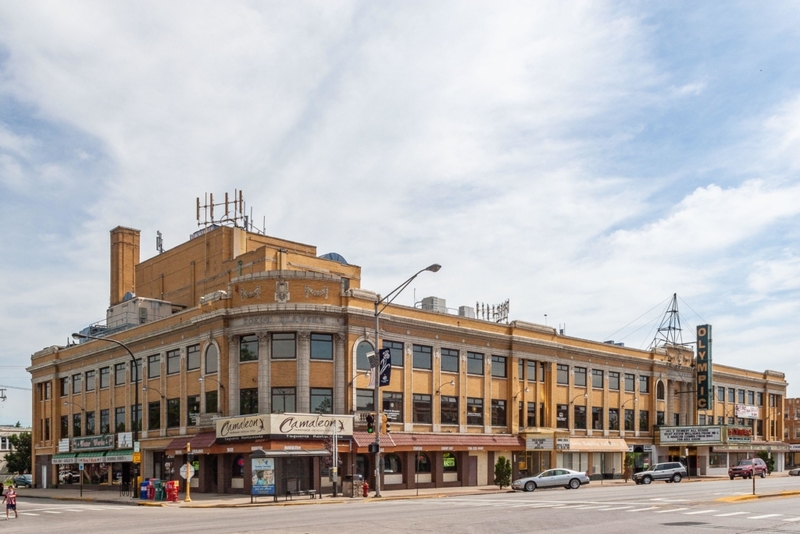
352, 431, 523, 452
165, 432, 216, 454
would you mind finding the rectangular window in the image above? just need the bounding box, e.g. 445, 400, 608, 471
205, 390, 218, 414
527, 361, 537, 383
440, 348, 459, 373
757, 392, 763, 406
356, 389, 374, 412
574, 405, 586, 429
747, 391, 755, 405
639, 410, 650, 432
115, 363, 126, 386
60, 377, 69, 396
608, 371, 620, 391
467, 397, 484, 426
728, 388, 735, 403
467, 352, 484, 375
384, 340, 404, 367
148, 355, 161, 379
60, 415, 68, 438
44, 418, 50, 441
85, 411, 95, 435
310, 388, 333, 414
698, 414, 706, 425
148, 401, 161, 430
99, 367, 110, 389
412, 344, 432, 370
383, 391, 404, 423
72, 374, 81, 394
239, 388, 258, 415
413, 394, 432, 424
527, 402, 537, 427
166, 349, 181, 375
624, 373, 635, 392
557, 364, 569, 385
657, 411, 665, 426
574, 367, 587, 387
608, 408, 619, 430
271, 387, 296, 413
717, 386, 725, 402
206, 345, 219, 374
717, 416, 724, 425
491, 399, 507, 426
592, 407, 603, 429
167, 398, 181, 427
44, 382, 51, 400
100, 409, 110, 434
539, 362, 546, 382
491, 356, 507, 378
624, 409, 634, 431
639, 376, 649, 394
738, 389, 745, 404
85, 371, 95, 392
272, 333, 296, 359
592, 369, 603, 389
187, 395, 200, 426
115, 407, 126, 432
72, 413, 82, 437
557, 404, 568, 429
131, 404, 141, 432
441, 396, 458, 425
187, 344, 200, 371
310, 334, 333, 360
240, 334, 259, 361
519, 360, 524, 381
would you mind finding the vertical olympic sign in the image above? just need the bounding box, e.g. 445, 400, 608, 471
696, 324, 712, 409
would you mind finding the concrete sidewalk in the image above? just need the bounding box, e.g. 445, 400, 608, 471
11, 473, 786, 509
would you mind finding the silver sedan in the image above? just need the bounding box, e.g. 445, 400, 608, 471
511, 468, 591, 492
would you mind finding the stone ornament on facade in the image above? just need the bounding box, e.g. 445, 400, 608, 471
304, 285, 329, 299
240, 285, 261, 300
275, 280, 290, 303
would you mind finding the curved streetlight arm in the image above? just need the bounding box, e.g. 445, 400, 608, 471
375, 264, 441, 317
142, 385, 166, 400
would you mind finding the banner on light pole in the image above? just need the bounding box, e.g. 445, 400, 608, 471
379, 348, 392, 386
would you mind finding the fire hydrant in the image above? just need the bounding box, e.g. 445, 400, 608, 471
362, 481, 369, 497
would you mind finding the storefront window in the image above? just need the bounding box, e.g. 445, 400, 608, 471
709, 453, 727, 467
443, 452, 457, 473
232, 455, 245, 478
415, 453, 431, 473
384, 453, 402, 474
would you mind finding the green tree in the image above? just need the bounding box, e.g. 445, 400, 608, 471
494, 455, 512, 489
757, 451, 775, 474
5, 432, 32, 474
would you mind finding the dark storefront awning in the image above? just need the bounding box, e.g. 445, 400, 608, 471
250, 449, 330, 458
165, 431, 217, 455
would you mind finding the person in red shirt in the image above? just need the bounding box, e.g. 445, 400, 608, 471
3, 486, 17, 519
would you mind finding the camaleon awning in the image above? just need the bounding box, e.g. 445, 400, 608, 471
567, 438, 629, 452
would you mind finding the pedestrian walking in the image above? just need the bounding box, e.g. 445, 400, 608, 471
3, 485, 17, 519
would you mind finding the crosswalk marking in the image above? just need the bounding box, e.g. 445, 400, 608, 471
684, 510, 717, 515
20, 513, 39, 516
598, 506, 634, 511
654, 507, 690, 513
715, 512, 750, 517
627, 507, 660, 512
43, 511, 61, 514
748, 514, 782, 520
783, 518, 800, 522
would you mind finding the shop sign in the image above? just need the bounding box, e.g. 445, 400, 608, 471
556, 437, 570, 450
725, 426, 753, 444
58, 438, 70, 453
105, 451, 134, 462
659, 426, 721, 444
72, 434, 115, 452
251, 458, 275, 496
273, 413, 353, 438
789, 444, 800, 451
696, 325, 713, 409
735, 405, 759, 419
526, 437, 553, 450
117, 432, 133, 448
217, 414, 271, 441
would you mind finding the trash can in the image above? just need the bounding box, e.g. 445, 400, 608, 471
139, 479, 149, 500
343, 474, 363, 498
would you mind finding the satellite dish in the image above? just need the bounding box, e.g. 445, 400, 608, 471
319, 252, 348, 265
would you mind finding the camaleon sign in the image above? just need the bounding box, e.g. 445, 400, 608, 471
216, 413, 354, 441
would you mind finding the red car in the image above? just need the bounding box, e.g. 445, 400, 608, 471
729, 458, 767, 479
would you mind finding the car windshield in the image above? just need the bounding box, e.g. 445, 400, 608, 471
738, 460, 753, 465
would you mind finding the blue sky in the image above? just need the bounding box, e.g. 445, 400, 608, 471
1, 1, 800, 426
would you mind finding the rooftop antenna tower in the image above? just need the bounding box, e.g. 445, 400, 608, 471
196, 190, 246, 229
650, 293, 691, 367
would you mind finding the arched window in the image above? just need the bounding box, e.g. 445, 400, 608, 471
656, 380, 665, 400
443, 452, 457, 472
356, 341, 374, 370
384, 453, 402, 474
232, 455, 245, 478
415, 452, 431, 473
205, 344, 219, 374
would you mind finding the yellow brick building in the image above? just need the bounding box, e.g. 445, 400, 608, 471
28, 224, 789, 493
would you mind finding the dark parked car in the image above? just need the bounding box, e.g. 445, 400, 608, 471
729, 458, 767, 479
13, 474, 33, 488
632, 462, 687, 484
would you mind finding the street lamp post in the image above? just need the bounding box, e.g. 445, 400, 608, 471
72, 332, 140, 497
372, 263, 441, 498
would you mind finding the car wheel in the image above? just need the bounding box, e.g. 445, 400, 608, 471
568, 478, 581, 490
525, 481, 535, 492
643, 476, 652, 485
672, 474, 682, 483
760, 471, 766, 479
729, 476, 734, 480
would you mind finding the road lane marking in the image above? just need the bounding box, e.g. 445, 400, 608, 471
651, 498, 688, 502
20, 513, 39, 516
715, 512, 750, 517
627, 507, 660, 512
598, 506, 634, 511
683, 510, 717, 515
748, 514, 782, 519
654, 508, 690, 513
783, 518, 800, 522
43, 511, 61, 514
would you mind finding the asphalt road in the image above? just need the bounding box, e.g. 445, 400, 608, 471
3, 477, 800, 534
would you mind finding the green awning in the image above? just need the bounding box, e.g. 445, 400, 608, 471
52, 453, 77, 465
104, 449, 133, 463
76, 452, 107, 463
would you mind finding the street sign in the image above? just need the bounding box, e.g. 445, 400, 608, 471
179, 464, 196, 479
78, 463, 84, 471
132, 452, 141, 463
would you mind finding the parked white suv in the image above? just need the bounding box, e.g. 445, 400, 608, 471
632, 462, 687, 484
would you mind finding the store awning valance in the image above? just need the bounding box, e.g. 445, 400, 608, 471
250, 449, 330, 458
567, 438, 629, 453
104, 449, 133, 462
52, 453, 77, 465
76, 451, 108, 464
165, 432, 216, 455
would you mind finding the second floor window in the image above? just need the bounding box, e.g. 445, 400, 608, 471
240, 335, 259, 361
310, 334, 333, 360
167, 349, 181, 375
557, 365, 569, 385
491, 399, 507, 426
592, 370, 603, 389
72, 374, 81, 394
311, 388, 332, 414
467, 398, 483, 426
441, 396, 458, 425
167, 398, 181, 427
115, 363, 126, 386
272, 387, 296, 413
148, 355, 161, 379
272, 333, 296, 359
240, 389, 258, 415
413, 394, 432, 424
85, 371, 95, 392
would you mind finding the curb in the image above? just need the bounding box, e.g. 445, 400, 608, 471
19, 494, 140, 506
716, 490, 800, 502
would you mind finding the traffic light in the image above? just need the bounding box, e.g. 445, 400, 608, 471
366, 413, 375, 434
381, 414, 388, 434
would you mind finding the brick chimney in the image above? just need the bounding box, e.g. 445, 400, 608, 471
110, 226, 140, 306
